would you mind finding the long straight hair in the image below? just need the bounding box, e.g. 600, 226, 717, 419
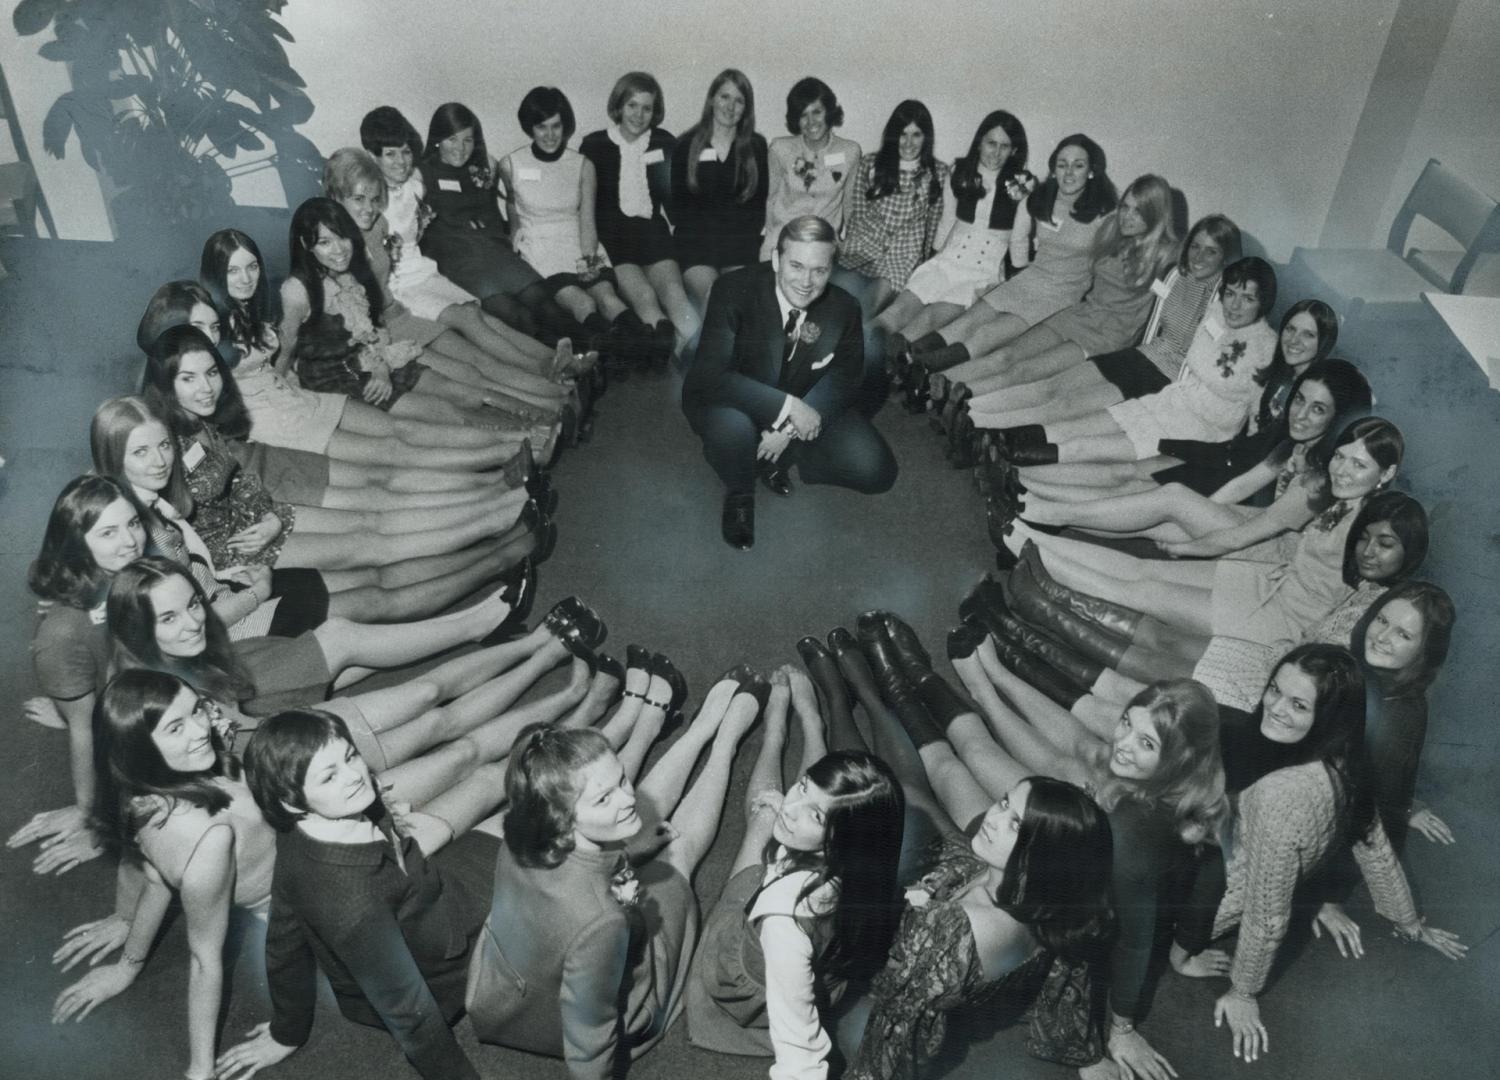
684, 69, 760, 201
1352, 580, 1454, 696
199, 229, 278, 353
866, 99, 942, 205
767, 751, 906, 983
90, 395, 194, 519
995, 776, 1116, 961
287, 196, 385, 328
1090, 174, 1180, 287
950, 110, 1028, 201
94, 669, 239, 850
106, 556, 254, 705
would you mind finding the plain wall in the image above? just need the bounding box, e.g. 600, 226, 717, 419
6, 0, 1497, 261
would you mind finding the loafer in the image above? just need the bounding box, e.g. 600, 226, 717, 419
758, 463, 794, 497
722, 492, 755, 550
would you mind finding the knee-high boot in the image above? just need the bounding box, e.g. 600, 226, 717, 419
1004, 571, 1133, 670
1017, 541, 1144, 639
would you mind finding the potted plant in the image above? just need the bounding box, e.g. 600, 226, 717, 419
13, 0, 322, 237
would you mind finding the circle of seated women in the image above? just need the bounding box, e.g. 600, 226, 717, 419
7, 69, 1481, 1080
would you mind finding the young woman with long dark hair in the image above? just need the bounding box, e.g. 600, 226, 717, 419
877, 110, 1034, 353
140, 325, 545, 578
905, 133, 1117, 381
835, 100, 951, 311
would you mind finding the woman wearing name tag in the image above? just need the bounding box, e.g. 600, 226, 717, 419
498, 88, 656, 366
420, 102, 592, 346
906, 134, 1116, 392
579, 71, 699, 361
670, 70, 770, 316
762, 77, 862, 262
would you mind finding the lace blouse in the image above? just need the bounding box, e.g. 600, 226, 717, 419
845, 844, 1100, 1080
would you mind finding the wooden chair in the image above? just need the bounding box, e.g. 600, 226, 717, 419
1289, 158, 1500, 321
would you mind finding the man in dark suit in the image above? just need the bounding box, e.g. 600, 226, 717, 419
681, 215, 898, 549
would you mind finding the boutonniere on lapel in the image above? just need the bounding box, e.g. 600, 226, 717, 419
609, 863, 641, 907
1215, 339, 1247, 378
797, 320, 822, 346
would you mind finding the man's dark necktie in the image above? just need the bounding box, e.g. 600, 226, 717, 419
782, 308, 801, 365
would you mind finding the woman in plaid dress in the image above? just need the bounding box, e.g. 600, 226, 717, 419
836, 100, 951, 313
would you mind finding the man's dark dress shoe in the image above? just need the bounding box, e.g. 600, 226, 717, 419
722, 492, 755, 550
758, 463, 794, 497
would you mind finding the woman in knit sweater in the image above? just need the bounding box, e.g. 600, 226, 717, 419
1171, 644, 1464, 1064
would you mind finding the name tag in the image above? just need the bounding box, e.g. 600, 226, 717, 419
643, 148, 664, 165
1202, 313, 1227, 340
823, 152, 846, 167
182, 441, 207, 470
516, 167, 541, 182
1150, 277, 1172, 299
1041, 218, 1062, 232
700, 148, 720, 162
438, 178, 462, 192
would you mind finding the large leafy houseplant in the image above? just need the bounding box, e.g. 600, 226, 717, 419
12, 0, 322, 234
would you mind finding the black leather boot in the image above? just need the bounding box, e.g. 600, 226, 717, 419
990, 634, 1088, 710
1003, 570, 1132, 670
1018, 541, 1144, 639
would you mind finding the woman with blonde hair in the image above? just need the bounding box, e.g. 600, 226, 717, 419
670, 69, 770, 314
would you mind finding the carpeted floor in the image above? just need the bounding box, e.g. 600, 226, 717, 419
1, 234, 1496, 1080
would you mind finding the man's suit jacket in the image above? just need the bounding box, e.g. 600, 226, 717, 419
681, 263, 864, 431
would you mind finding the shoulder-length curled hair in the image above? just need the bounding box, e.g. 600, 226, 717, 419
199, 229, 277, 354
423, 101, 488, 166
1340, 490, 1428, 588
1177, 214, 1241, 277
29, 474, 140, 608
139, 323, 252, 441
866, 99, 942, 205
767, 751, 906, 983
323, 146, 389, 209
1260, 644, 1376, 844
1269, 358, 1373, 476
137, 279, 220, 355
1086, 680, 1227, 845
1353, 580, 1454, 696
243, 708, 390, 833
784, 76, 843, 133
684, 69, 760, 201
1091, 174, 1180, 287
503, 725, 614, 868
1027, 133, 1116, 226
287, 196, 385, 329
517, 86, 577, 142
106, 556, 253, 705
950, 110, 1028, 202
606, 72, 665, 128
996, 775, 1116, 961
91, 395, 194, 519
360, 105, 424, 158
94, 669, 239, 848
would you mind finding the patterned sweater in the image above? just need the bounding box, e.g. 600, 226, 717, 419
1214, 761, 1417, 996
